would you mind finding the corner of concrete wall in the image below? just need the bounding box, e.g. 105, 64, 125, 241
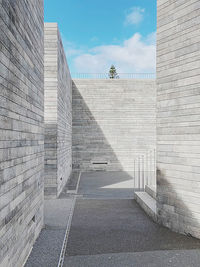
44, 23, 72, 198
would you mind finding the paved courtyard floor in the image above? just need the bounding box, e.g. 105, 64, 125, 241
64, 171, 200, 267
26, 171, 200, 267
25, 198, 74, 267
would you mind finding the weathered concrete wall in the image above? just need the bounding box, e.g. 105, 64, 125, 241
157, 0, 200, 238
44, 23, 72, 198
72, 79, 156, 174
0, 0, 44, 266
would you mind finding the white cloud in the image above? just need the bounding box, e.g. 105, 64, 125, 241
124, 7, 145, 26
72, 32, 156, 73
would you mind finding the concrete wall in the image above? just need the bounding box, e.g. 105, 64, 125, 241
72, 79, 156, 174
157, 0, 200, 238
44, 23, 72, 198
0, 0, 44, 266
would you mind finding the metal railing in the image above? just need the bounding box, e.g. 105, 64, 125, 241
71, 73, 156, 79
134, 149, 156, 191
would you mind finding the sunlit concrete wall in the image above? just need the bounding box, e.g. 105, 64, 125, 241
157, 0, 200, 238
44, 23, 72, 198
72, 79, 156, 174
0, 0, 44, 266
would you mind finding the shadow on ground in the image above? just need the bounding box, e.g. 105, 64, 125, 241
64, 172, 200, 262
66, 198, 200, 257
78, 171, 136, 199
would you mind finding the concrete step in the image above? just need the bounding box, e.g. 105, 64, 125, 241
135, 192, 157, 222
145, 185, 156, 200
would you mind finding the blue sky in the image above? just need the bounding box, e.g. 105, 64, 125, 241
44, 0, 156, 74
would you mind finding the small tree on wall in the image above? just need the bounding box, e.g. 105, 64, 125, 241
109, 65, 119, 79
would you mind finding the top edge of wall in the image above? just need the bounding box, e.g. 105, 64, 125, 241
44, 22, 58, 27
72, 79, 156, 81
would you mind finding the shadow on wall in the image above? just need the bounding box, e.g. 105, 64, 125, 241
157, 168, 200, 239
72, 81, 155, 191
72, 82, 124, 172
73, 80, 200, 239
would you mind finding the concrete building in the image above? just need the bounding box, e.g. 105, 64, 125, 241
1, 0, 200, 266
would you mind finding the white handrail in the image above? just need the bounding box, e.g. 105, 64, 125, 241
134, 149, 156, 191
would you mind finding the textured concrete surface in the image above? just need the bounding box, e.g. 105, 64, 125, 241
157, 0, 200, 238
44, 199, 74, 229
72, 79, 156, 180
135, 191, 157, 221
63, 171, 200, 267
60, 171, 80, 194
25, 229, 65, 267
65, 250, 200, 267
44, 23, 72, 198
26, 198, 74, 267
65, 199, 200, 257
0, 1, 44, 266
78, 171, 135, 199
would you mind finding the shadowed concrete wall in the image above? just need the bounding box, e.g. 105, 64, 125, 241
44, 23, 72, 198
72, 79, 156, 174
157, 0, 200, 238
0, 0, 44, 266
